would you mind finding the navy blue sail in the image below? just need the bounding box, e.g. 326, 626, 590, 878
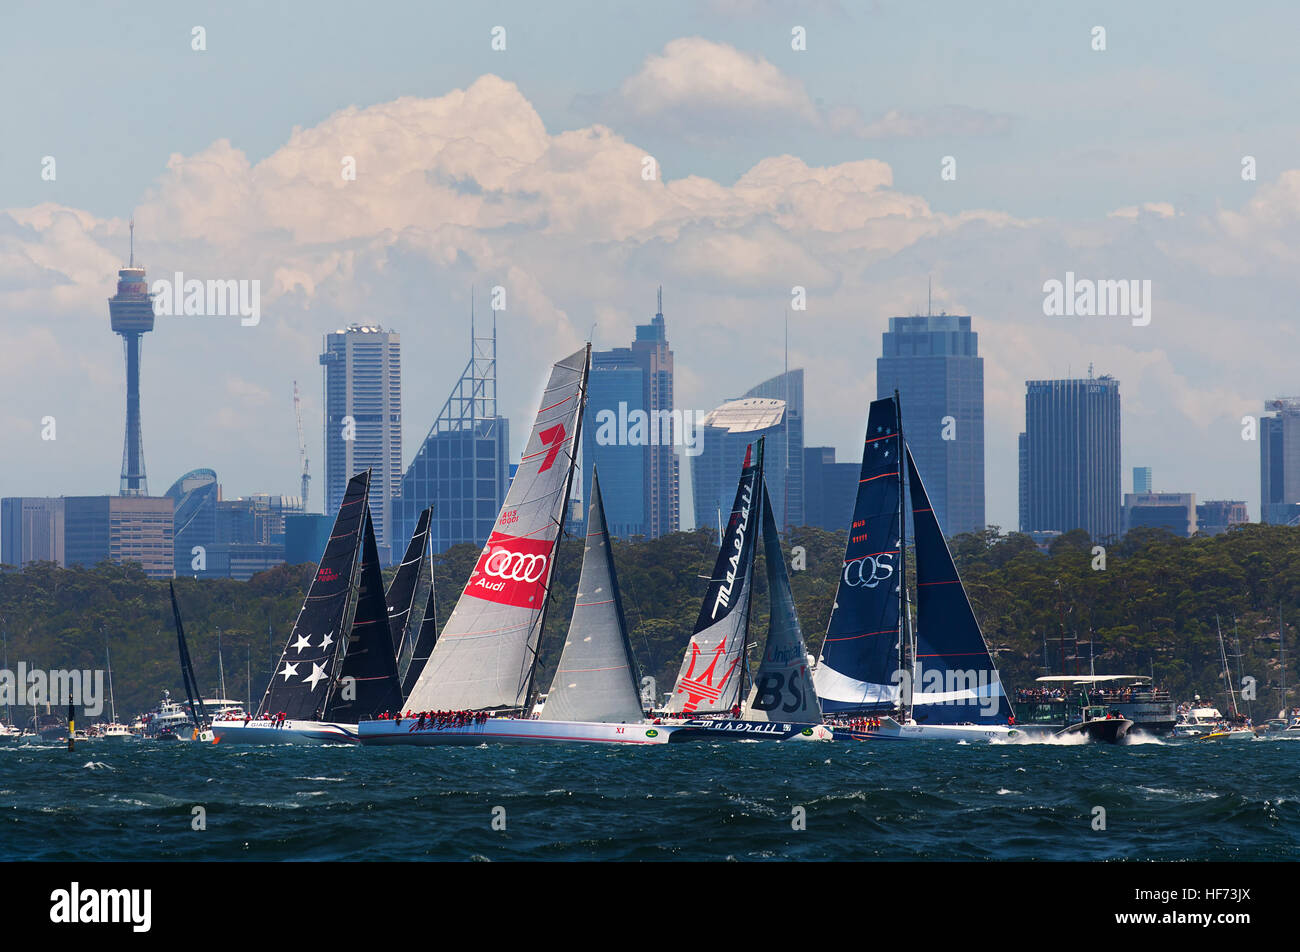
386, 506, 432, 659
813, 397, 903, 714
907, 445, 1013, 724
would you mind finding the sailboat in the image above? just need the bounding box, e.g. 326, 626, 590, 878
659, 439, 830, 739
100, 647, 134, 740
813, 394, 1019, 742
212, 470, 403, 744
1197, 617, 1256, 741
362, 346, 676, 745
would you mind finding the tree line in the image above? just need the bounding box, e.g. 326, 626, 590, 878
2, 522, 1295, 721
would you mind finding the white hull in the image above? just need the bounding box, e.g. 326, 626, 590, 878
831, 716, 1019, 743
1198, 728, 1257, 742
361, 717, 675, 746
360, 717, 831, 746
211, 718, 360, 745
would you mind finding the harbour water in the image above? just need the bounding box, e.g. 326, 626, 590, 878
2, 736, 1297, 861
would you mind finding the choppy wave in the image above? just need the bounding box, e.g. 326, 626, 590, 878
0, 740, 1297, 860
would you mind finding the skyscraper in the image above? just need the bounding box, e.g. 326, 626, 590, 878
876, 314, 984, 536
743, 369, 804, 529
395, 319, 510, 554
1260, 398, 1300, 524
109, 222, 154, 496
581, 289, 678, 539
803, 446, 858, 531
1133, 467, 1152, 494
1, 497, 65, 568
320, 324, 401, 561
1023, 373, 1122, 540
64, 495, 175, 579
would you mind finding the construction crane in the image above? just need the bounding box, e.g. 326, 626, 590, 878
293, 380, 310, 510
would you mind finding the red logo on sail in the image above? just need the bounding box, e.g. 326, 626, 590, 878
316, 567, 339, 582
674, 641, 742, 714
468, 531, 553, 608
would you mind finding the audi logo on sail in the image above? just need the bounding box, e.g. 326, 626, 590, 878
842, 553, 894, 588
483, 549, 548, 582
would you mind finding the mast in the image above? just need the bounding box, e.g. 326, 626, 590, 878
106, 646, 117, 723
895, 389, 913, 720
217, 626, 227, 701
738, 439, 765, 715
1282, 603, 1289, 720
1216, 615, 1239, 720
1, 621, 10, 726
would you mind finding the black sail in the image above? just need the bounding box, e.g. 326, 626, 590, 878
402, 584, 438, 702
386, 506, 432, 659
257, 471, 369, 720
169, 582, 208, 728
326, 509, 404, 721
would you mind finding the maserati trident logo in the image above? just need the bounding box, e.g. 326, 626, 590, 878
674, 641, 742, 714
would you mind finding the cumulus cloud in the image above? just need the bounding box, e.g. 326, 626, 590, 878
2, 72, 1298, 526
598, 38, 1013, 142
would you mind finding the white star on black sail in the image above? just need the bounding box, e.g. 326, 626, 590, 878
303, 662, 329, 690
291, 632, 312, 653
319, 631, 334, 651
278, 661, 299, 681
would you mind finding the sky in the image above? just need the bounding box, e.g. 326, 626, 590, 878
3, 0, 1299, 530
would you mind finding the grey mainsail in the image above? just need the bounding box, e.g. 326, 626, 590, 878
668, 441, 762, 715
541, 469, 644, 723
403, 346, 590, 712
745, 482, 822, 722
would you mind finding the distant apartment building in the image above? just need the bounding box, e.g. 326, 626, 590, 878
1133, 467, 1152, 494
321, 324, 401, 561
64, 495, 174, 579
1, 497, 66, 568
1022, 373, 1121, 541
165, 470, 294, 579
1197, 500, 1249, 536
1261, 398, 1300, 525
803, 446, 859, 532
581, 289, 679, 539
1122, 492, 1197, 538
285, 513, 335, 565
877, 314, 984, 536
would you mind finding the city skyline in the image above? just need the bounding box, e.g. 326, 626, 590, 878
5, 4, 1297, 533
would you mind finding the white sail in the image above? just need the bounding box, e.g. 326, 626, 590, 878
404, 346, 589, 712
541, 470, 644, 723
